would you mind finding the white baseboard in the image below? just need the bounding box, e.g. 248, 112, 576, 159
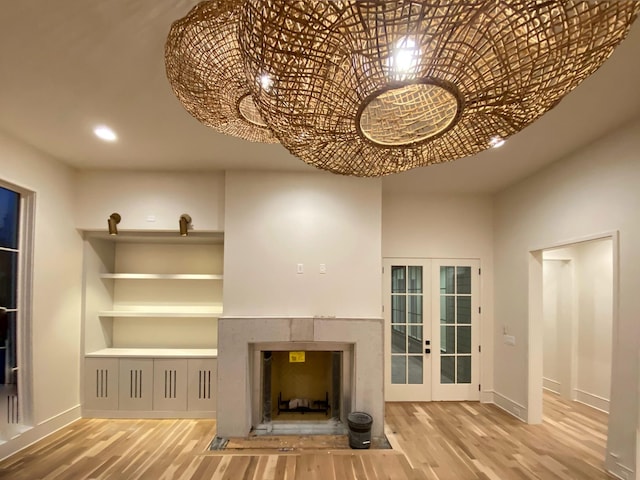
0, 405, 81, 461
575, 389, 609, 413
82, 409, 216, 419
605, 452, 635, 480
480, 390, 494, 404
491, 391, 527, 422
543, 377, 561, 394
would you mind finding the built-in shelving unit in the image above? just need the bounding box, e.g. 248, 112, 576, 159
100, 273, 223, 280
81, 231, 223, 418
86, 348, 218, 358
97, 309, 223, 318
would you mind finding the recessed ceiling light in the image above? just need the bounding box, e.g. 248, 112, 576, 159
489, 136, 505, 149
93, 125, 117, 142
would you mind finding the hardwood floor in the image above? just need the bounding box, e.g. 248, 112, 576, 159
386, 392, 611, 480
0, 393, 611, 480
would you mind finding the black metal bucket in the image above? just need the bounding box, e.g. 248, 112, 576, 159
347, 411, 373, 449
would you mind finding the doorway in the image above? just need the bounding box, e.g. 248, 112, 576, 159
542, 238, 613, 412
383, 258, 480, 402
528, 233, 616, 444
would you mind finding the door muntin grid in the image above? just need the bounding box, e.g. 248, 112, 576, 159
391, 265, 423, 384
440, 266, 472, 384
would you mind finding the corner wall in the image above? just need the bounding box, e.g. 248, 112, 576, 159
0, 131, 83, 458
494, 118, 640, 478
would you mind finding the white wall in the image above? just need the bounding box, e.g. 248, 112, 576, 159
494, 118, 640, 477
75, 171, 225, 232
224, 171, 382, 318
575, 240, 613, 408
542, 257, 572, 397
0, 131, 83, 457
381, 193, 495, 398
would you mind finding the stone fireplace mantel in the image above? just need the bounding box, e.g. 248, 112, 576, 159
217, 316, 384, 438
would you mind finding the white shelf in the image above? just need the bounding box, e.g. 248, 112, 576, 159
98, 308, 222, 318
100, 273, 223, 280
86, 348, 218, 358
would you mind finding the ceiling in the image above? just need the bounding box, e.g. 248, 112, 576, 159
1, 2, 639, 194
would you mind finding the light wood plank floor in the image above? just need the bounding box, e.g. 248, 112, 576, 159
386, 392, 611, 480
0, 392, 611, 480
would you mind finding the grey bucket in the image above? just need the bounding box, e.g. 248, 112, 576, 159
347, 411, 373, 449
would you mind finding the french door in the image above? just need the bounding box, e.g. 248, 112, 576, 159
384, 258, 480, 402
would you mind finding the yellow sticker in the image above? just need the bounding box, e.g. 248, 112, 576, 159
289, 351, 305, 363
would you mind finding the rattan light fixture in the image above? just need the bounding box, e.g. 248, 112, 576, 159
238, 1, 639, 176
165, 0, 276, 143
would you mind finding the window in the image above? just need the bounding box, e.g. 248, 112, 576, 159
0, 183, 31, 435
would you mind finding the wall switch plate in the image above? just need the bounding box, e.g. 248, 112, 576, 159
504, 335, 516, 346
319, 264, 326, 274
297, 263, 304, 274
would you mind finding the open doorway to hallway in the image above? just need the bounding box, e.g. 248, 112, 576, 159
542, 237, 613, 413
529, 234, 617, 473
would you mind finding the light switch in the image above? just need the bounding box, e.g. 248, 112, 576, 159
297, 263, 304, 274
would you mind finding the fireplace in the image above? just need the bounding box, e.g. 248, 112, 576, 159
217, 317, 384, 439
261, 350, 342, 423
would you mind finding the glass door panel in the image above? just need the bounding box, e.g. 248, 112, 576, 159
384, 259, 432, 401
391, 266, 422, 385
432, 260, 479, 401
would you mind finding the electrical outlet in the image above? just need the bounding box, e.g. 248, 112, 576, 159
319, 264, 326, 274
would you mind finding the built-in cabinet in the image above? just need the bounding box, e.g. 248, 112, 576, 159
84, 356, 216, 417
82, 232, 222, 418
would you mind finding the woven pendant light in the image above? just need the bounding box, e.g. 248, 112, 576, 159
238, 1, 639, 176
165, 0, 276, 143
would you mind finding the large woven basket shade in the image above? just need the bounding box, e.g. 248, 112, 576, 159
165, 0, 276, 143
239, 1, 639, 176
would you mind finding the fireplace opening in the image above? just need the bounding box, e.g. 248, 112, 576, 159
262, 350, 342, 423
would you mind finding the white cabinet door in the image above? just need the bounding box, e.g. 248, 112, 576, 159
153, 359, 188, 411
187, 358, 216, 412
85, 358, 119, 410
119, 358, 153, 411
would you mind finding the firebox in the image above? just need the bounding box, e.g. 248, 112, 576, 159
261, 350, 342, 423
